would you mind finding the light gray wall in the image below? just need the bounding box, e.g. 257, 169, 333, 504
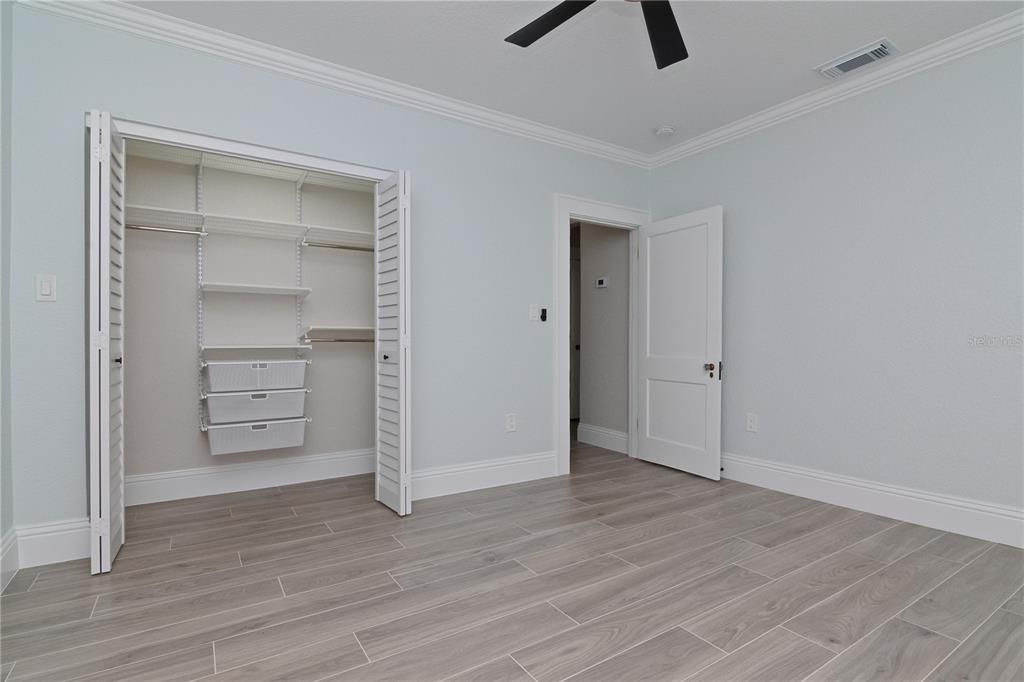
578, 222, 630, 434
6, 6, 647, 527
124, 158, 376, 476
649, 38, 1024, 509
1, 0, 14, 541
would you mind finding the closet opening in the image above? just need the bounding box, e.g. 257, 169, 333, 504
86, 112, 410, 574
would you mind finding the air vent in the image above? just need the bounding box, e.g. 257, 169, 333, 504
817, 39, 897, 79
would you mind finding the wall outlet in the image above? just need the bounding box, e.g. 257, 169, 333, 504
528, 304, 539, 321
504, 413, 517, 433
745, 413, 758, 433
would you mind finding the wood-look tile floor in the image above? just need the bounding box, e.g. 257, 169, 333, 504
2, 445, 1021, 681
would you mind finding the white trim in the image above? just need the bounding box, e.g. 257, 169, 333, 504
576, 423, 628, 455
650, 10, 1024, 167
125, 448, 375, 506
28, 1, 647, 168
722, 452, 1024, 548
16, 518, 91, 568
412, 452, 558, 501
110, 117, 392, 182
21, 3, 1024, 170
1, 527, 18, 589
554, 195, 649, 476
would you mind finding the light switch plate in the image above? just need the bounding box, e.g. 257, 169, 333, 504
36, 274, 57, 302
528, 304, 539, 321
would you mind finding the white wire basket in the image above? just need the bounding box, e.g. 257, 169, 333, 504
205, 417, 308, 455
204, 388, 308, 424
203, 359, 309, 392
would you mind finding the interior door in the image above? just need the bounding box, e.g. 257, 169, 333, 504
375, 171, 411, 515
636, 206, 722, 479
87, 110, 126, 573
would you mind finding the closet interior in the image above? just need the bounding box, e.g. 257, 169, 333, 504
122, 141, 377, 483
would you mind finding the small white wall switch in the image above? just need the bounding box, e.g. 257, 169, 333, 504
504, 413, 517, 432
36, 274, 57, 302
745, 413, 758, 433
528, 304, 539, 321
595, 277, 608, 288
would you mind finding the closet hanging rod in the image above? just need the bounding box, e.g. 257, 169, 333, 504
302, 241, 373, 253
127, 224, 208, 237
303, 338, 375, 343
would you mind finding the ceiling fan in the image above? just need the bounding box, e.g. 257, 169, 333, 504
505, 0, 688, 70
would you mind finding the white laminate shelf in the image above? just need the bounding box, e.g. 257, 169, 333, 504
125, 204, 373, 249
200, 281, 312, 298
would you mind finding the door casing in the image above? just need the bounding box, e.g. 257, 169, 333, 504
553, 195, 650, 475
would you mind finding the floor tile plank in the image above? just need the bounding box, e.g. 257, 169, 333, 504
213, 561, 532, 672
611, 509, 782, 568
925, 608, 1024, 682
846, 522, 945, 563
553, 537, 761, 623
804, 618, 957, 682
356, 555, 631, 660
684, 627, 834, 682
902, 544, 1024, 640
737, 514, 897, 579
1002, 587, 1024, 616
211, 633, 367, 681
785, 549, 961, 652
565, 626, 722, 682
447, 656, 533, 682
513, 565, 769, 682
684, 550, 884, 652
332, 604, 575, 682
737, 504, 860, 548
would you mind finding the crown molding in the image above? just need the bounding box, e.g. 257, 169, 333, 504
20, 0, 650, 167
649, 8, 1024, 168
20, 2, 1024, 171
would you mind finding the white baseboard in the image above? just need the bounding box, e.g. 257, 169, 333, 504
576, 424, 629, 454
722, 452, 1024, 548
1, 528, 19, 589
126, 448, 376, 506
413, 451, 559, 500
16, 518, 91, 568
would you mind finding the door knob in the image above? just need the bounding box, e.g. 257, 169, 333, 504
704, 363, 715, 371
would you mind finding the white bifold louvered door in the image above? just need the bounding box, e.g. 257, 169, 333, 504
375, 172, 411, 515
87, 111, 126, 573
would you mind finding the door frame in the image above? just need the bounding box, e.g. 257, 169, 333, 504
553, 195, 650, 475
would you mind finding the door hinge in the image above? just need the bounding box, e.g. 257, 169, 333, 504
91, 331, 109, 351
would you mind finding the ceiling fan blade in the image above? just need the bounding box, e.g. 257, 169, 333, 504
505, 1, 597, 47
640, 1, 688, 69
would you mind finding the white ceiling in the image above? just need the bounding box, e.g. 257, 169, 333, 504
137, 1, 1017, 154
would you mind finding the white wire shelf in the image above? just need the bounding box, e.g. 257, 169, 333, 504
200, 281, 312, 298
200, 344, 312, 352
125, 204, 373, 249
125, 205, 204, 233
302, 325, 375, 342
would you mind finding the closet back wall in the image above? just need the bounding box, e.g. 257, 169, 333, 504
125, 157, 374, 478
7, 5, 647, 529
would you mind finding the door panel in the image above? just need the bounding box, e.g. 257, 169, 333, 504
375, 171, 411, 515
88, 110, 126, 574
636, 206, 722, 479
